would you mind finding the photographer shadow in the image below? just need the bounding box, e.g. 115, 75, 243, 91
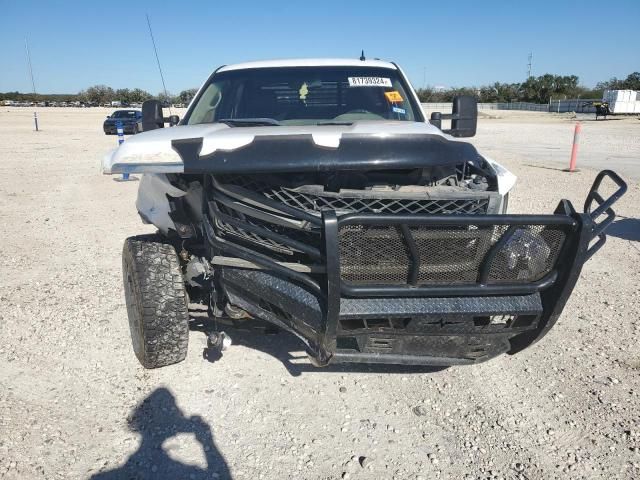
91, 387, 231, 480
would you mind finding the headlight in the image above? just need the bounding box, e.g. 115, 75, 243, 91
502, 229, 551, 280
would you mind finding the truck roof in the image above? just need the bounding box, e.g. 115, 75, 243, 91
217, 58, 398, 73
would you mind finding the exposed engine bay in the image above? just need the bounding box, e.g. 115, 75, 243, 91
139, 157, 505, 239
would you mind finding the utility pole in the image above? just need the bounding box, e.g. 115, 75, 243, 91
25, 37, 39, 131
527, 52, 533, 79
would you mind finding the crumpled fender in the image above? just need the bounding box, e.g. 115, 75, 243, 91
483, 155, 517, 196
135, 174, 187, 234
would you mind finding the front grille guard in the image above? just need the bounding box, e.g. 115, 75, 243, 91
203, 170, 626, 364
332, 215, 571, 296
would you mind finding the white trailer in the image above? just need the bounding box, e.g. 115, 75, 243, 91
603, 89, 640, 114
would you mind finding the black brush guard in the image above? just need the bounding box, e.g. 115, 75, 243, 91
202, 170, 626, 366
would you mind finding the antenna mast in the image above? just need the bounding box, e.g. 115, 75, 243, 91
527, 52, 533, 78
146, 13, 172, 114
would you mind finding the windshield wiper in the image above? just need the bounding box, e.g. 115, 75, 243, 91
218, 118, 282, 127
317, 121, 354, 126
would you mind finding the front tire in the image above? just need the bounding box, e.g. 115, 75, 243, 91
122, 235, 189, 368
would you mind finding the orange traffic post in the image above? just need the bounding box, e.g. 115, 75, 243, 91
565, 122, 581, 172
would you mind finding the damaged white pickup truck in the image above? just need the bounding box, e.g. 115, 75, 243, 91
103, 58, 626, 369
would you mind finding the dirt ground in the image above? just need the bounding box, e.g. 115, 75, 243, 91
0, 107, 639, 480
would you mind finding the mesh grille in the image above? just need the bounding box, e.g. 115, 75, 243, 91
340, 225, 411, 284
339, 224, 566, 285
219, 175, 491, 215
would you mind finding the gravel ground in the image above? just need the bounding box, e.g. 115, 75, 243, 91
1, 108, 639, 480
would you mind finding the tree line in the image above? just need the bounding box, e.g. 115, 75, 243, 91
417, 71, 640, 104
0, 86, 199, 105
2, 72, 639, 105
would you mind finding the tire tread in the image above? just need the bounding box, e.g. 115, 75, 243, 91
122, 234, 189, 368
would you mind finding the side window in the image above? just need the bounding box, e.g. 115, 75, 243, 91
388, 79, 415, 121
189, 83, 223, 124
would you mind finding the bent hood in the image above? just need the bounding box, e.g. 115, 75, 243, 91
102, 121, 485, 175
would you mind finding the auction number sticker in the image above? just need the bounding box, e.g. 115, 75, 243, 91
348, 77, 392, 87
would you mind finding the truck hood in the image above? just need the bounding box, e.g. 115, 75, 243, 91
103, 121, 485, 176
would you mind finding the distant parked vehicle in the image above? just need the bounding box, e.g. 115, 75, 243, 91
103, 109, 142, 135
582, 90, 640, 120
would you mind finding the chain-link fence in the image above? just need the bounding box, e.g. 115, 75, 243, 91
548, 99, 598, 113
421, 99, 599, 114
492, 102, 549, 112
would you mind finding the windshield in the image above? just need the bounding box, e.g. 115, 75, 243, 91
186, 66, 420, 126
112, 110, 139, 119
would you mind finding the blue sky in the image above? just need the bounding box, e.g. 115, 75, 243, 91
2, 0, 639, 94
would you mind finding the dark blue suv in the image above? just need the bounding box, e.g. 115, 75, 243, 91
103, 110, 142, 135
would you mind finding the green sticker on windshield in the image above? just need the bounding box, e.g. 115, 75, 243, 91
299, 82, 309, 101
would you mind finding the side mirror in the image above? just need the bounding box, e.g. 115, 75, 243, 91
106, 115, 110, 119
450, 95, 477, 137
141, 100, 180, 131
429, 95, 478, 138
141, 100, 164, 131
429, 111, 442, 129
